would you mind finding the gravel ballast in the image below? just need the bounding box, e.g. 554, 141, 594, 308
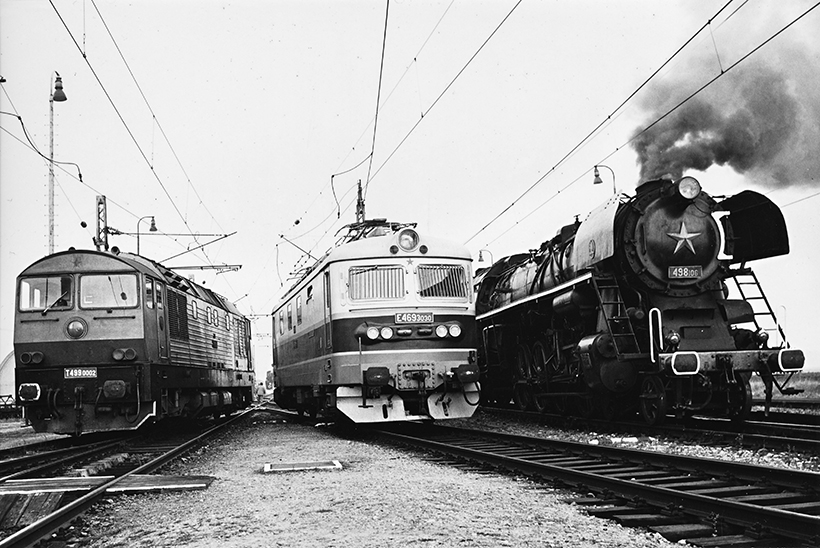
59, 411, 677, 548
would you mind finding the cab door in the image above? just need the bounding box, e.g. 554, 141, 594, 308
144, 278, 169, 360
155, 281, 169, 359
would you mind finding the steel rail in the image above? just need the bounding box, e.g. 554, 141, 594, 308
0, 439, 126, 482
0, 410, 252, 548
481, 405, 820, 452
376, 424, 820, 545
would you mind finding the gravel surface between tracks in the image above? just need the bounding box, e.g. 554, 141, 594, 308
48, 409, 679, 548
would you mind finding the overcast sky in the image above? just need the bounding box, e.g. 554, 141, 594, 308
2, 0, 818, 378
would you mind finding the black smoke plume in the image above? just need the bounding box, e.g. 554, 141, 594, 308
632, 50, 820, 188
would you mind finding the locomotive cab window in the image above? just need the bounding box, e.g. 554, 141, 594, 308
296, 296, 303, 325
417, 265, 469, 299
79, 274, 138, 309
19, 275, 73, 311
279, 310, 285, 335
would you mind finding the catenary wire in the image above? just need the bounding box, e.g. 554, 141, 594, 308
462, 0, 738, 246
48, 0, 213, 266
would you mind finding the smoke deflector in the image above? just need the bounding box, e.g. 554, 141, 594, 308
718, 190, 789, 263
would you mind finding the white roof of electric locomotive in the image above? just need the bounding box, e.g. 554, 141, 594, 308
273, 221, 472, 309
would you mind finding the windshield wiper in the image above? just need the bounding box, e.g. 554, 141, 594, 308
41, 290, 69, 316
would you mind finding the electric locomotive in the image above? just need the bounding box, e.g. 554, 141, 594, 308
272, 219, 480, 422
15, 248, 254, 435
476, 176, 804, 424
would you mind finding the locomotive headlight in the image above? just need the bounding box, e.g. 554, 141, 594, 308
755, 329, 770, 345
676, 176, 701, 200
379, 326, 394, 340
113, 349, 124, 361
66, 318, 87, 339
398, 229, 420, 251
366, 326, 380, 340
435, 325, 449, 338
448, 324, 462, 338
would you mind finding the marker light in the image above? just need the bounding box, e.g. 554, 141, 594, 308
677, 176, 701, 200
398, 229, 420, 252
366, 327, 380, 340
435, 325, 449, 338
380, 326, 394, 340
665, 331, 681, 347
448, 324, 462, 338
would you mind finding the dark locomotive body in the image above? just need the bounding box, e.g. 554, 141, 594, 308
476, 177, 804, 424
15, 249, 254, 435
272, 220, 480, 423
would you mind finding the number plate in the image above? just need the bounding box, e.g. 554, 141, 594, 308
668, 266, 703, 279
395, 312, 433, 324
64, 367, 97, 379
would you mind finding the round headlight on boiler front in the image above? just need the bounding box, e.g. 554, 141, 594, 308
66, 318, 87, 339
380, 326, 394, 340
435, 324, 449, 338
398, 229, 420, 252
366, 326, 380, 340
677, 176, 701, 200
448, 324, 462, 338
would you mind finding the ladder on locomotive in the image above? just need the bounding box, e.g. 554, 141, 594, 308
727, 268, 790, 348
591, 275, 644, 360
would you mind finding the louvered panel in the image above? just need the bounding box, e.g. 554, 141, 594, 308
418, 265, 468, 298
349, 266, 404, 300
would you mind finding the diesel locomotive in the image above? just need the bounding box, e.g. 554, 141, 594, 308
475, 176, 804, 424
272, 219, 480, 423
15, 248, 254, 435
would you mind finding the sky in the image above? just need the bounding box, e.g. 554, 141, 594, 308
1, 0, 818, 381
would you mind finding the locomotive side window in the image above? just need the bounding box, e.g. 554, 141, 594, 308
348, 265, 405, 300
287, 303, 293, 331
145, 279, 155, 309
417, 265, 469, 299
155, 282, 164, 310
19, 275, 73, 311
296, 296, 303, 326
79, 274, 138, 309
191, 301, 198, 319
279, 310, 285, 335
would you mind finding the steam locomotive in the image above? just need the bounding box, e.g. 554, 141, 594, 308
475, 177, 804, 424
15, 248, 255, 435
272, 219, 480, 423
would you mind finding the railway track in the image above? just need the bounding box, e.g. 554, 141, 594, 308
0, 412, 252, 548
374, 423, 820, 547
482, 405, 820, 453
